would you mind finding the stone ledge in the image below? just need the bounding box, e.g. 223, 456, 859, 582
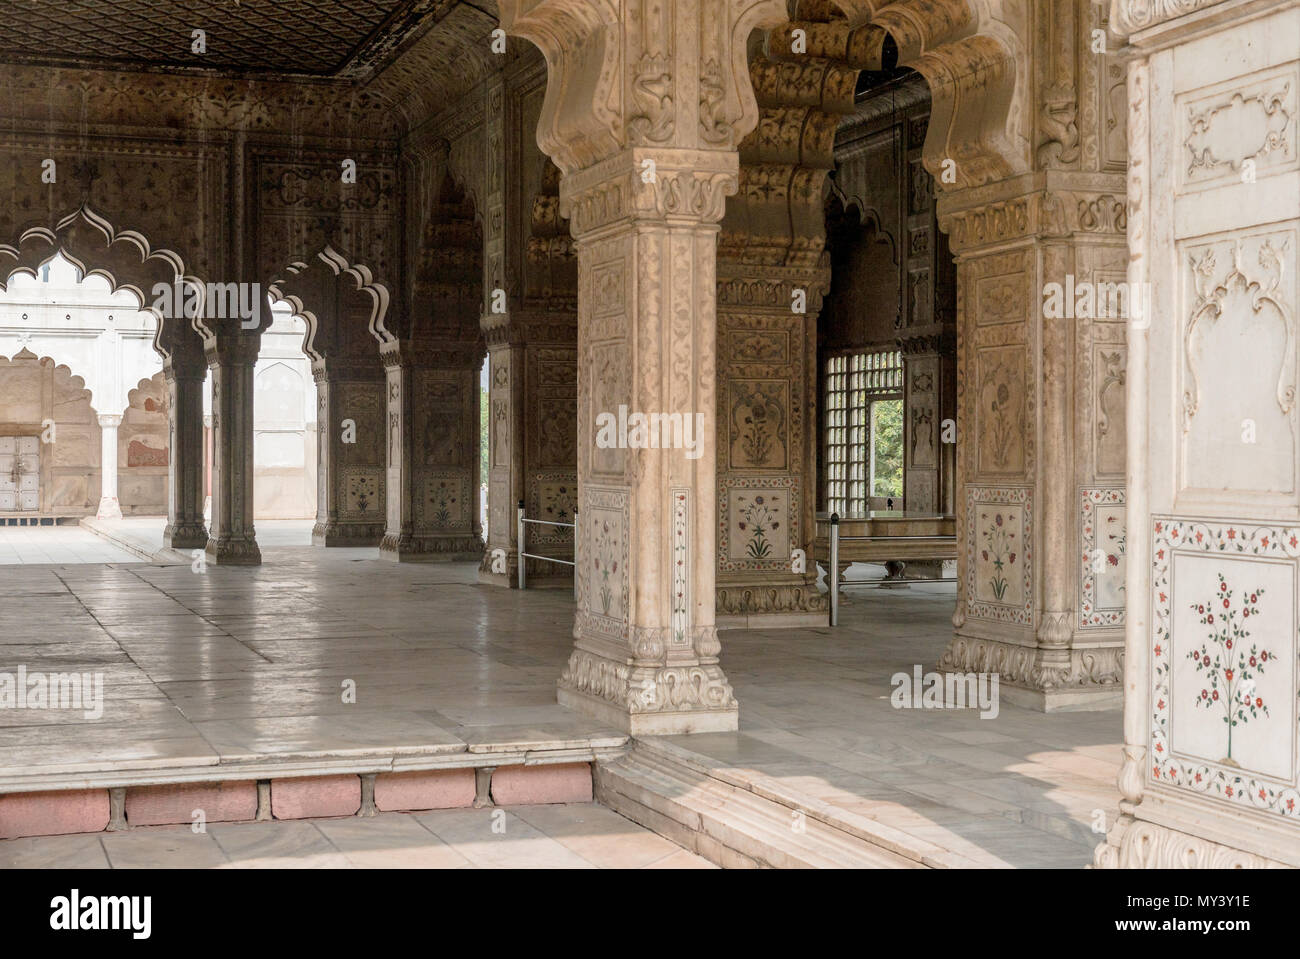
490, 762, 593, 805
0, 788, 110, 839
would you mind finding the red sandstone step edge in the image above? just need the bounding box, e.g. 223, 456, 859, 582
0, 763, 595, 840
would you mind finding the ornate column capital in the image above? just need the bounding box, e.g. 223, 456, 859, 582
1109, 0, 1227, 38
500, 0, 786, 175
560, 148, 739, 236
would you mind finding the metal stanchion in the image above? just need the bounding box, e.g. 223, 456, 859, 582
571, 506, 578, 601
517, 500, 526, 590
829, 512, 840, 627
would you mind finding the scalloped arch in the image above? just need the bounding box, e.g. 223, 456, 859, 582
0, 206, 201, 366
267, 245, 396, 362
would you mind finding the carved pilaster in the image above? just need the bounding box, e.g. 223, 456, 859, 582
378, 339, 485, 562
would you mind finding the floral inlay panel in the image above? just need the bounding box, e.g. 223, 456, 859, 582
975, 346, 1026, 475
728, 379, 788, 470
1081, 487, 1126, 628
1151, 518, 1299, 821
341, 467, 384, 518
580, 485, 629, 639
419, 470, 470, 530
718, 476, 796, 571
528, 473, 578, 548
672, 488, 689, 647
966, 487, 1033, 625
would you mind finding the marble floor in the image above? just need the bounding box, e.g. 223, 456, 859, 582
0, 803, 713, 868
662, 578, 1123, 868
0, 547, 622, 787
0, 524, 141, 565
0, 545, 1122, 867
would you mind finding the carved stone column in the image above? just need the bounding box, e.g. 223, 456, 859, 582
937, 175, 1128, 710
204, 333, 262, 565
1096, 0, 1300, 870
503, 0, 784, 734
936, 0, 1130, 711
95, 413, 123, 520
479, 314, 578, 587
715, 269, 827, 625
162, 359, 207, 549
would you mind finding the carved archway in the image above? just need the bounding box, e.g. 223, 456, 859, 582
268, 245, 396, 359
0, 205, 204, 368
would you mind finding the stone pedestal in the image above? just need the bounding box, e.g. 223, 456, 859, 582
1096, 0, 1300, 869
162, 363, 207, 549
95, 413, 123, 520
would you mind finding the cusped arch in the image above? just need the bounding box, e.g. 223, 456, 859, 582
0, 206, 204, 367
776, 0, 1028, 187
267, 245, 395, 365
0, 347, 96, 412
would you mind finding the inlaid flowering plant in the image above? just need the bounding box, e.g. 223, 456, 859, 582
429, 478, 458, 526
980, 511, 1017, 601
736, 494, 780, 560
1187, 573, 1272, 765
591, 518, 620, 616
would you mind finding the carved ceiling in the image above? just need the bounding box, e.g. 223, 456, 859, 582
0, 0, 466, 79
0, 1, 511, 137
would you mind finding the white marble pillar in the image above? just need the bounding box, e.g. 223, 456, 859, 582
95, 413, 122, 520
1096, 0, 1300, 869
502, 0, 784, 734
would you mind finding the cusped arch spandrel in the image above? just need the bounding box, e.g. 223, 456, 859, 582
267, 245, 396, 363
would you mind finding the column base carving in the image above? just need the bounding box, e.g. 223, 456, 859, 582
205, 535, 261, 566
557, 648, 739, 735
939, 632, 1124, 711
378, 532, 484, 563
312, 522, 385, 547
1093, 814, 1289, 869
163, 522, 208, 550
715, 581, 829, 628
95, 497, 122, 521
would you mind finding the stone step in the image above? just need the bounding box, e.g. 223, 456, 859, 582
596, 739, 951, 869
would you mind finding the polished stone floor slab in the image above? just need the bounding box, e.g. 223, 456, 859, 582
655, 578, 1122, 868
0, 525, 141, 565
0, 538, 1121, 867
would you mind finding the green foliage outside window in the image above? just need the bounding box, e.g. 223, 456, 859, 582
871, 399, 903, 500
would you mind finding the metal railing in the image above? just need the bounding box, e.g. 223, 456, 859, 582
517, 500, 577, 599
823, 512, 957, 627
